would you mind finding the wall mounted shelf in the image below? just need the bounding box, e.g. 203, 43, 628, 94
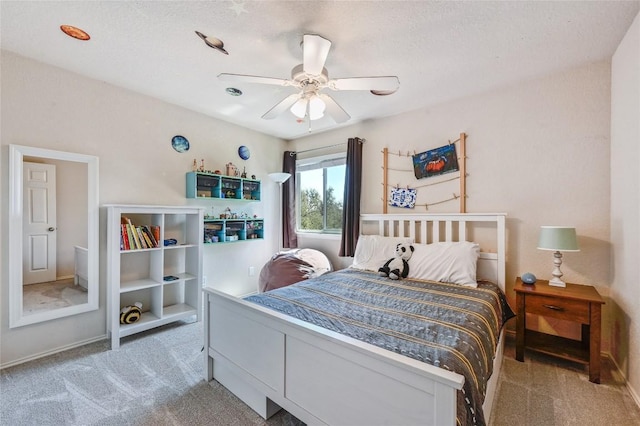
186, 172, 260, 201
204, 218, 264, 244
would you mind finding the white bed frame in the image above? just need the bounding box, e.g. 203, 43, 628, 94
203, 213, 507, 425
74, 246, 89, 289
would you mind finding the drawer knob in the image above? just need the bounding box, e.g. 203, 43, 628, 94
543, 304, 564, 311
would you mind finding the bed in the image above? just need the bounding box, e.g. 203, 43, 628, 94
203, 213, 510, 425
74, 245, 88, 289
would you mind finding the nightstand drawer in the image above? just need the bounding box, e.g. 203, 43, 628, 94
526, 294, 590, 323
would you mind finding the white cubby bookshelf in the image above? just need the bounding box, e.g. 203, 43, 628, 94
106, 204, 204, 349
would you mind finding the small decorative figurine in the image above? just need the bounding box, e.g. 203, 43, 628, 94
251, 174, 256, 180
241, 167, 247, 178
199, 159, 205, 172
192, 159, 198, 172
226, 162, 237, 176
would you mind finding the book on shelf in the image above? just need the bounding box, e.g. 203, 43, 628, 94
142, 225, 158, 248
140, 228, 153, 248
125, 224, 133, 249
127, 223, 140, 249
119, 219, 161, 250
120, 224, 130, 250
151, 225, 160, 245
136, 227, 148, 249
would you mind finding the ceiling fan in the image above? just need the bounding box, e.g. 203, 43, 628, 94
218, 34, 400, 124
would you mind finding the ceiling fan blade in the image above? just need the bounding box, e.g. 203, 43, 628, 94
218, 73, 292, 86
261, 93, 301, 120
318, 93, 350, 123
303, 34, 332, 76
330, 76, 400, 92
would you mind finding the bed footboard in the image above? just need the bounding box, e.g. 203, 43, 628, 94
204, 288, 464, 425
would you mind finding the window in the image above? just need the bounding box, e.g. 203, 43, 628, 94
296, 153, 346, 233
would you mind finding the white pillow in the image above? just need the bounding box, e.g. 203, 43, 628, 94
351, 235, 413, 272
408, 241, 480, 287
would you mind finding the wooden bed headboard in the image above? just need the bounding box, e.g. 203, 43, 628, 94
360, 213, 507, 291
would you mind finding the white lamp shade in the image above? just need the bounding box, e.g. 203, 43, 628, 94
308, 96, 326, 120
537, 226, 579, 252
290, 96, 326, 120
290, 98, 307, 118
268, 172, 291, 184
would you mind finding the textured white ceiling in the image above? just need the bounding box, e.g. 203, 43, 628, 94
1, 1, 638, 140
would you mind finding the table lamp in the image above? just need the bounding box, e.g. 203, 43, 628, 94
537, 226, 579, 287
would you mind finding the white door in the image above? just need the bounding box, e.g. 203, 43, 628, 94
22, 162, 57, 285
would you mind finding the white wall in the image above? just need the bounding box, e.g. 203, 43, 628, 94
292, 60, 612, 341
1, 51, 285, 367
611, 11, 640, 404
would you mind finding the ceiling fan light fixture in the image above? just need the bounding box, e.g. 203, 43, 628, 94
290, 98, 308, 118
309, 96, 326, 120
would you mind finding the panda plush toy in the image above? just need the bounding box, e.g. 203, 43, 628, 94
378, 242, 414, 280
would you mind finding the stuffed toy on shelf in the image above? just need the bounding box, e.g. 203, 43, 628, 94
120, 302, 143, 324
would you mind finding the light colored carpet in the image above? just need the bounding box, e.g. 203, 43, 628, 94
490, 333, 640, 425
1, 320, 639, 425
22, 278, 88, 314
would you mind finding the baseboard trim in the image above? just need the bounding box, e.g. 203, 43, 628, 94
603, 350, 640, 409
0, 334, 107, 370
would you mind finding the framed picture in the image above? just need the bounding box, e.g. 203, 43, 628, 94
412, 144, 459, 179
389, 187, 417, 209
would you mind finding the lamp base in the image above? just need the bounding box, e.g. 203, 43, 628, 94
548, 250, 567, 287
548, 277, 566, 287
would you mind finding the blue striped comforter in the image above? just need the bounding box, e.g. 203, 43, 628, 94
245, 268, 514, 426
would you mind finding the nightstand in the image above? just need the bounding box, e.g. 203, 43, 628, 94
514, 277, 605, 383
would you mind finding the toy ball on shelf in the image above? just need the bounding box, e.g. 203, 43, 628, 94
120, 302, 143, 324
521, 272, 537, 285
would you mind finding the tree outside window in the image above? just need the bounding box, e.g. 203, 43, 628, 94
297, 155, 345, 233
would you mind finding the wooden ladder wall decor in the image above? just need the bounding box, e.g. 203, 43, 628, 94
382, 132, 467, 213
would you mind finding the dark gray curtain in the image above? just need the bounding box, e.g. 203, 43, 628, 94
282, 151, 298, 248
339, 137, 364, 257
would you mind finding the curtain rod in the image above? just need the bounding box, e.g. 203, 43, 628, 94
289, 138, 365, 156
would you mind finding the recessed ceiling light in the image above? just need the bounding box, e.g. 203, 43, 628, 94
60, 25, 90, 41
226, 87, 242, 96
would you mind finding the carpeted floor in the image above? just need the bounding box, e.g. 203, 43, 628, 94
22, 278, 88, 314
491, 333, 640, 425
1, 320, 639, 425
